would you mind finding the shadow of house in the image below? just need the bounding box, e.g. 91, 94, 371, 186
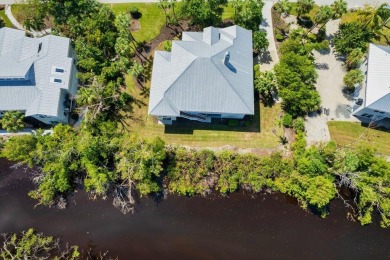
163, 99, 261, 135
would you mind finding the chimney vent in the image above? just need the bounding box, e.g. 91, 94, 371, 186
223, 51, 230, 65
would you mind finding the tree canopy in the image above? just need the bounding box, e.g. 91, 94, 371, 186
274, 35, 320, 116
0, 111, 25, 133
232, 0, 264, 31
334, 22, 372, 56
179, 0, 228, 27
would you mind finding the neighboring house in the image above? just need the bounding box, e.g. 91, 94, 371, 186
353, 44, 390, 126
0, 28, 77, 126
148, 25, 254, 125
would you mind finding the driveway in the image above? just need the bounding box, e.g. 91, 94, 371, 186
313, 19, 364, 122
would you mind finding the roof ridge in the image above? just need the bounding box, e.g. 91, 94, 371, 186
210, 58, 253, 113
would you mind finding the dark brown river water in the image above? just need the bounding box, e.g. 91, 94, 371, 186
1, 158, 390, 259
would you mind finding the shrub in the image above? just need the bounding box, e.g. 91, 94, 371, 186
129, 6, 141, 19
282, 113, 293, 128
317, 27, 326, 42
307, 33, 317, 42
293, 117, 305, 133
343, 69, 364, 91
228, 119, 239, 126
276, 33, 284, 42
334, 22, 371, 56
163, 40, 172, 51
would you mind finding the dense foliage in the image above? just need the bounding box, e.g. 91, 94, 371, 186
2, 127, 390, 227
1, 228, 80, 259
333, 22, 372, 56
179, 0, 228, 27
274, 32, 322, 117
0, 111, 25, 132
231, 0, 264, 31
253, 30, 269, 54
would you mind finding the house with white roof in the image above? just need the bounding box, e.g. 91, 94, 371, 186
148, 25, 254, 125
0, 28, 77, 126
353, 44, 390, 125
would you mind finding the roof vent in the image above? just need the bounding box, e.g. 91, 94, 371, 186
223, 51, 230, 65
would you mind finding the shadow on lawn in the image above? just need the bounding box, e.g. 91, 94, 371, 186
163, 99, 261, 135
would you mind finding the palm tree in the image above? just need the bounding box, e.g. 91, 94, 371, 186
346, 48, 364, 69
254, 67, 278, 101
296, 0, 314, 18
128, 62, 145, 85
275, 0, 292, 17
343, 69, 364, 91
331, 0, 348, 19
358, 3, 390, 37
313, 5, 334, 30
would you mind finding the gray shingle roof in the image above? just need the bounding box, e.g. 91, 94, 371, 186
0, 28, 76, 120
148, 25, 254, 117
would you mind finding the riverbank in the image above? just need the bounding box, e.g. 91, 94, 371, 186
1, 158, 390, 258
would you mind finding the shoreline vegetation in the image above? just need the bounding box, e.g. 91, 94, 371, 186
0, 0, 389, 237
1, 127, 390, 228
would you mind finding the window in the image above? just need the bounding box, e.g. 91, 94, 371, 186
55, 68, 65, 73
54, 78, 62, 83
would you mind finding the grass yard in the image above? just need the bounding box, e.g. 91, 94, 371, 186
328, 121, 390, 156
341, 11, 390, 46
0, 9, 12, 28
109, 3, 165, 43
222, 4, 234, 20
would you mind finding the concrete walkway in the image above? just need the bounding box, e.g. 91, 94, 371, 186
4, 5, 24, 31
259, 0, 279, 71
305, 114, 331, 146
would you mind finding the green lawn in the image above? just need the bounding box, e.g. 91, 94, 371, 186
0, 9, 12, 28
328, 121, 390, 156
129, 101, 283, 149
109, 3, 165, 43
222, 4, 234, 20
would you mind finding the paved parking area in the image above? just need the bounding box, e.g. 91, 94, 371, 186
313, 19, 364, 122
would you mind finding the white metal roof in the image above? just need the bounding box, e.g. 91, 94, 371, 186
0, 28, 76, 120
365, 44, 390, 108
148, 25, 254, 117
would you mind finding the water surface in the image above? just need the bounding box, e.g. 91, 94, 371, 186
1, 159, 389, 259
